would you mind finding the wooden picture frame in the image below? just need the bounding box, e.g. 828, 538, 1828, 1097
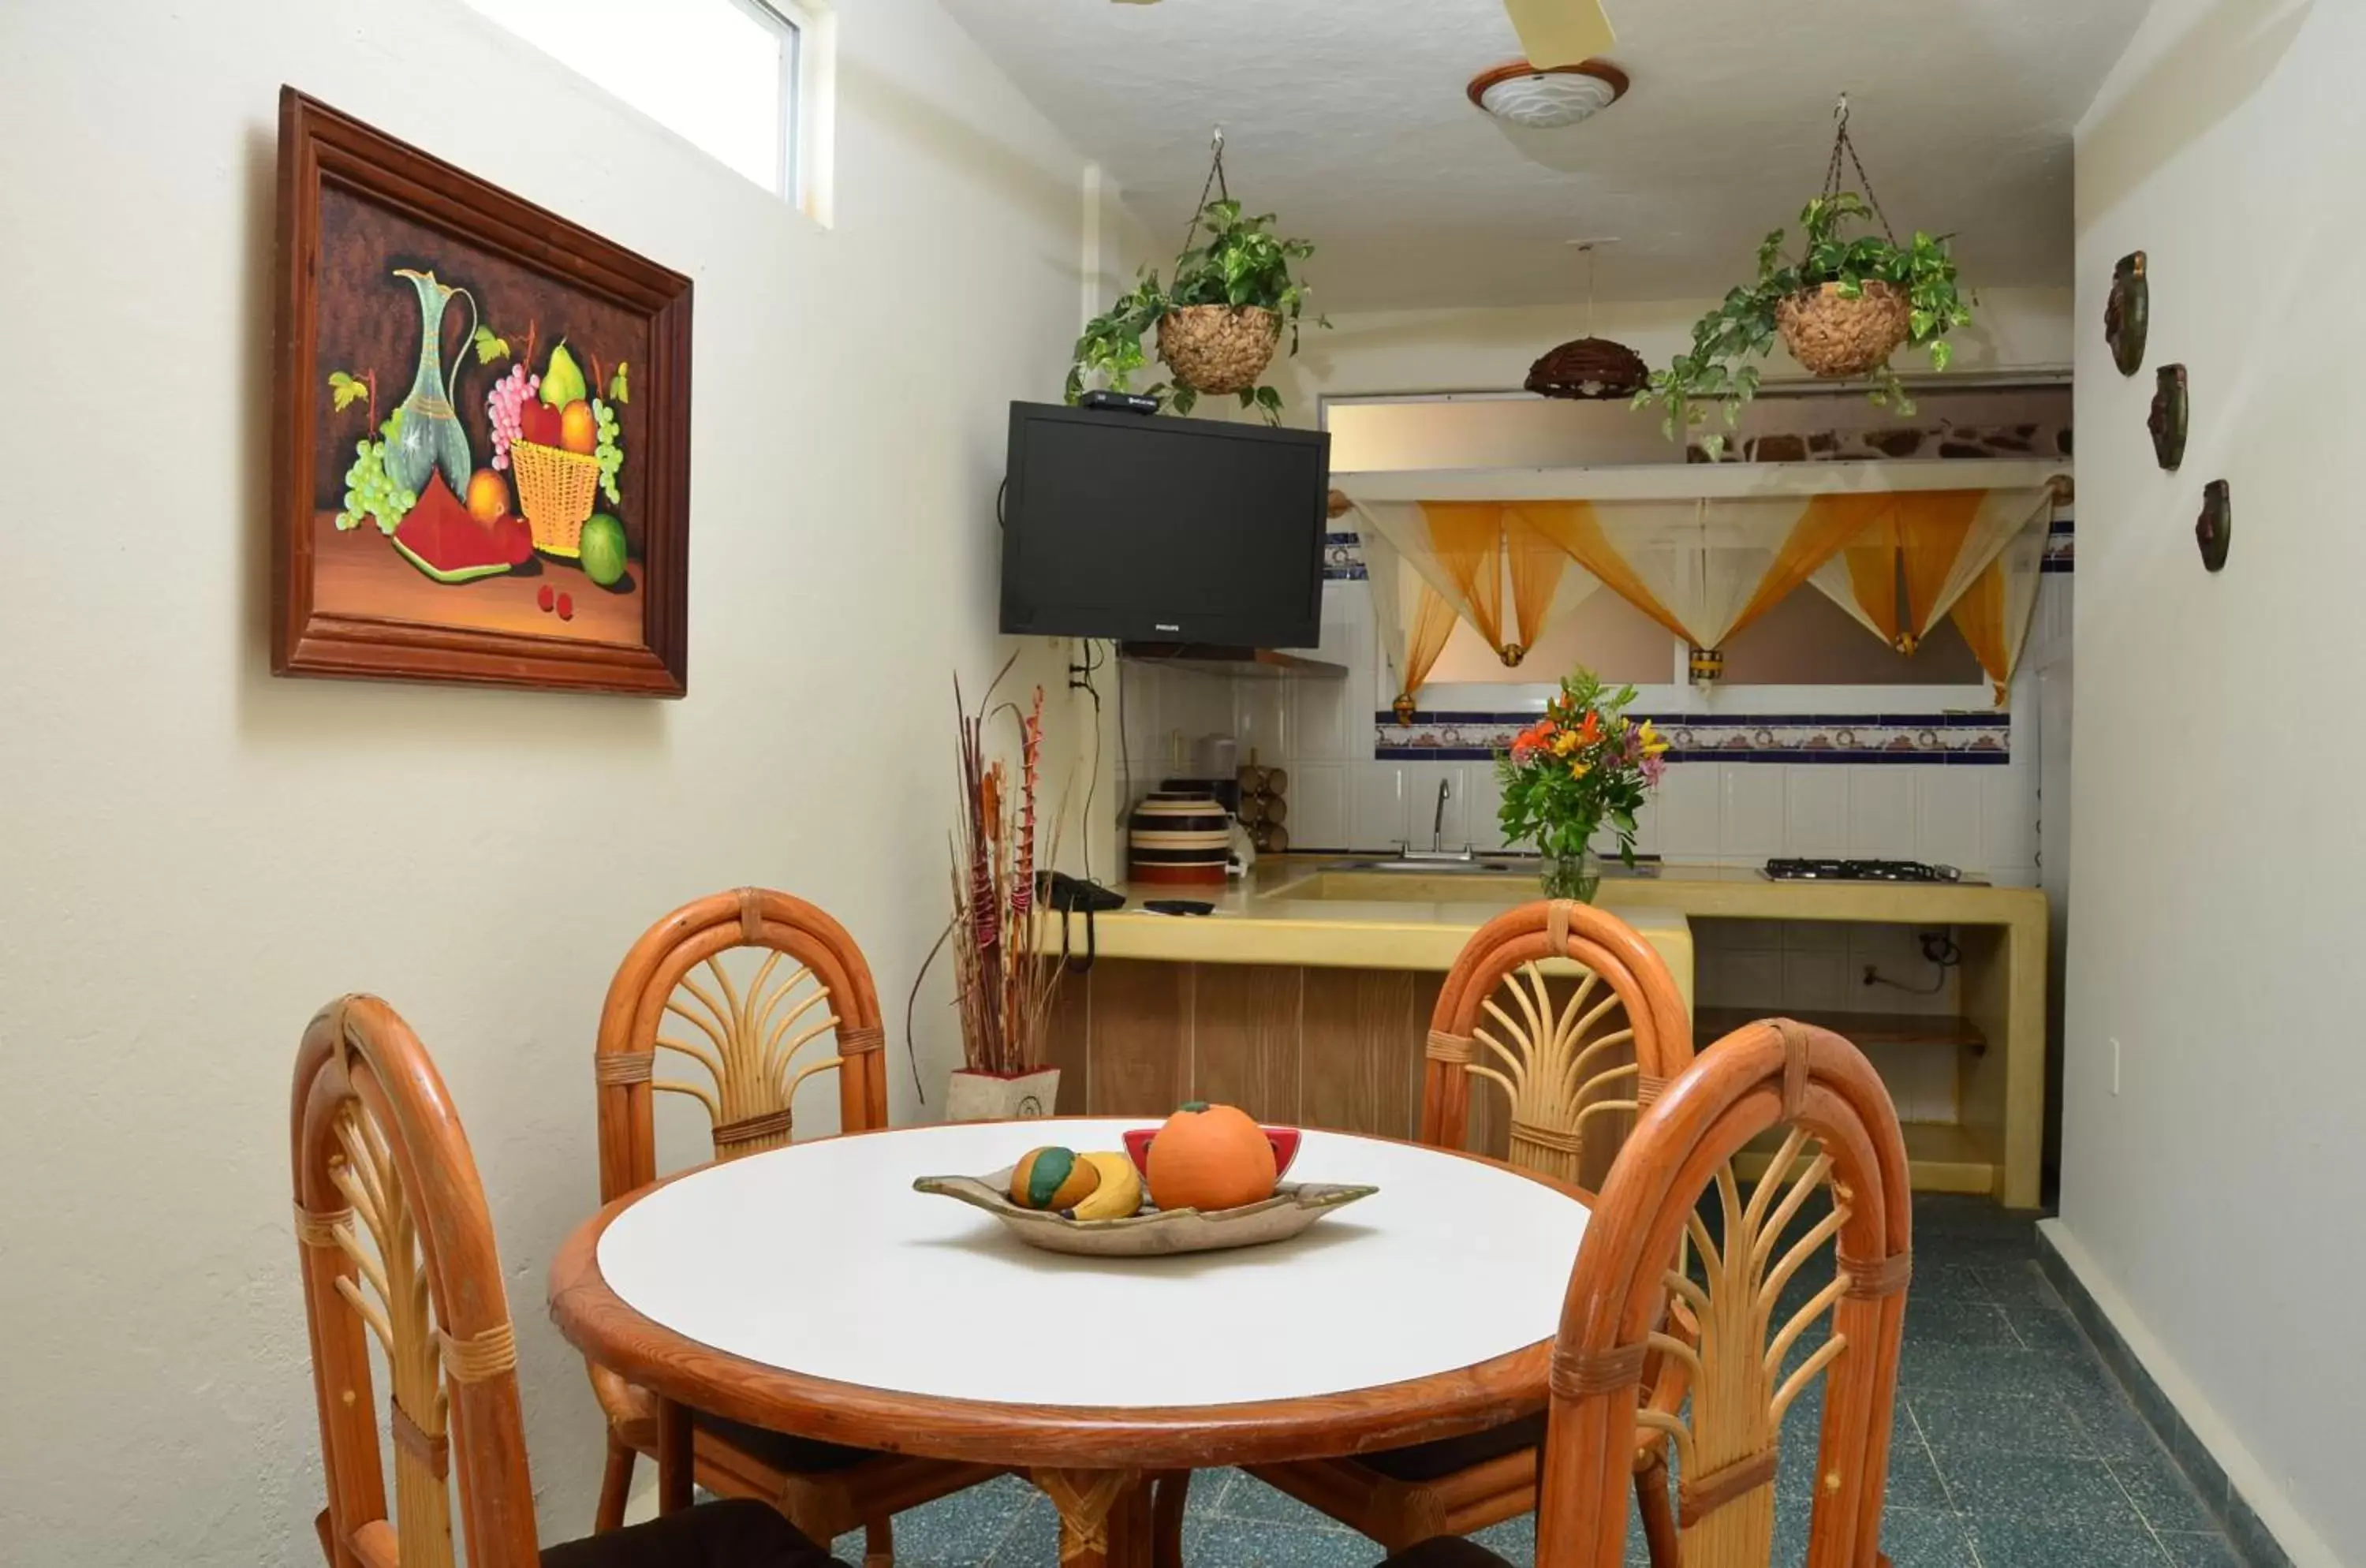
272, 88, 692, 696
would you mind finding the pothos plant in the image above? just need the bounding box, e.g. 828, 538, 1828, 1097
1636, 192, 1976, 459
1065, 198, 1327, 423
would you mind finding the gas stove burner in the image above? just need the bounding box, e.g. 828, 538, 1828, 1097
1762, 859, 1962, 883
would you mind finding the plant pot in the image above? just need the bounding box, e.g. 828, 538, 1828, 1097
1540, 846, 1603, 903
945, 1066, 1062, 1122
1775, 280, 1911, 379
1157, 305, 1281, 395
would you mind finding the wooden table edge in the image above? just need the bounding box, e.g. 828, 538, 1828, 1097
545, 1126, 1592, 1470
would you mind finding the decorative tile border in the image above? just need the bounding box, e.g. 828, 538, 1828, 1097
2036, 1229, 2293, 1568
2043, 514, 2076, 574
1374, 710, 2010, 763
1322, 531, 1366, 581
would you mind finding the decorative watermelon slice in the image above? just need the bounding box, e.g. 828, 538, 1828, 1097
392, 473, 516, 583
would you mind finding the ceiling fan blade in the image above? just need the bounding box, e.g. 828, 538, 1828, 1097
1502, 0, 1615, 68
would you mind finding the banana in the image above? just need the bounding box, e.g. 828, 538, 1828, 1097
1067, 1150, 1144, 1220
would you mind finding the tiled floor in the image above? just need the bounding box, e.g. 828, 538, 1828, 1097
834, 1198, 2231, 1566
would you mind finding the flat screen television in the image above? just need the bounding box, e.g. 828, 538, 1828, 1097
998, 401, 1330, 647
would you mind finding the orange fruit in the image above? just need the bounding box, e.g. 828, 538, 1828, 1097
465, 468, 507, 524
1144, 1103, 1276, 1212
559, 399, 597, 455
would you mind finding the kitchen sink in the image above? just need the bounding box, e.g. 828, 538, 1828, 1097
1278, 861, 1539, 904
1323, 857, 1525, 874
1280, 856, 1663, 904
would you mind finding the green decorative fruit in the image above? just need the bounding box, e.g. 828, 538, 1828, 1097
1009, 1147, 1100, 1211
579, 513, 628, 588
540, 342, 588, 409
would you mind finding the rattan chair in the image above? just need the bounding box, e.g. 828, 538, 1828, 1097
291, 994, 845, 1568
1242, 900, 1696, 1561
587, 889, 999, 1563
1382, 1017, 1915, 1567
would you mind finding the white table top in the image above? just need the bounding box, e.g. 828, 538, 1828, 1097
596, 1118, 1590, 1410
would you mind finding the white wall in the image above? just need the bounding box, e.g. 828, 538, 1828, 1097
0, 2, 1099, 1560
2054, 0, 2358, 1562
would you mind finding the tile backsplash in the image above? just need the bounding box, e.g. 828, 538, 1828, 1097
1117, 548, 2070, 888
1122, 681, 2047, 886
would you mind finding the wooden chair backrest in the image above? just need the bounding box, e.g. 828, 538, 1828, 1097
292, 995, 540, 1568
1420, 899, 1693, 1188
1535, 1019, 1913, 1568
595, 887, 891, 1203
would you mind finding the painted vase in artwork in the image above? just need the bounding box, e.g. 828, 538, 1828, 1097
387, 267, 476, 497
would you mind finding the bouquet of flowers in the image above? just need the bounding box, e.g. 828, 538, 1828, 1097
1496, 670, 1670, 900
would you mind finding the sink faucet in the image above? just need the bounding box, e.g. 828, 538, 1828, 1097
1431, 777, 1450, 853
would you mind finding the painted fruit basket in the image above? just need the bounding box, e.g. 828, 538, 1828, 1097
510, 439, 600, 558
913, 1129, 1376, 1258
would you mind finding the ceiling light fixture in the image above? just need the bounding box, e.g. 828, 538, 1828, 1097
1465, 59, 1629, 129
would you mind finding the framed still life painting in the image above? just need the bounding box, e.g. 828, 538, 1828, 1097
271, 88, 692, 696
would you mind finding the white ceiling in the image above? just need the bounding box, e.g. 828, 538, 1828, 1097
938, 0, 2151, 312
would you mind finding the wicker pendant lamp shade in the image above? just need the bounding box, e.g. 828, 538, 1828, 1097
1525, 335, 1648, 399
1526, 242, 1646, 400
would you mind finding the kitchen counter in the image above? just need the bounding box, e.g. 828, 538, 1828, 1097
1066, 859, 1696, 1000
1036, 857, 2047, 1207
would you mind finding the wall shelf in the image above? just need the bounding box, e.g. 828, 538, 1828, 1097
1120, 644, 1347, 680
1692, 1006, 1985, 1055
1335, 457, 2071, 506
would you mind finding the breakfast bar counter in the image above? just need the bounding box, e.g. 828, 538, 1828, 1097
1068, 863, 1698, 990
1036, 857, 2047, 1207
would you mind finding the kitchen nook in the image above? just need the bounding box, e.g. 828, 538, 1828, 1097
19, 2, 2351, 1566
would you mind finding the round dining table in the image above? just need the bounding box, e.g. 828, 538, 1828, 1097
547, 1117, 1592, 1566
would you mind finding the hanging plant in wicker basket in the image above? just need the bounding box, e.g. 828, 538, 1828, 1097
1638, 98, 1976, 459
1774, 279, 1912, 377
1066, 132, 1326, 422
1156, 304, 1283, 396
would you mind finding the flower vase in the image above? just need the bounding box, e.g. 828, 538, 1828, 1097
1541, 846, 1603, 903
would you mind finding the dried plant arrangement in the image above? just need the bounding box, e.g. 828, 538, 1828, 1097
936, 656, 1065, 1081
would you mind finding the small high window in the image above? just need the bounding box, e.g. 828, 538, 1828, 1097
463, 0, 830, 219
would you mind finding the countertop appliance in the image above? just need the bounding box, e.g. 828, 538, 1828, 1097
1761, 858, 1969, 883
998, 401, 1328, 648
1127, 791, 1233, 887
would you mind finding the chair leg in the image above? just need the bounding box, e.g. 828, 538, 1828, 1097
863, 1515, 893, 1568
595, 1431, 636, 1535
1634, 1454, 1679, 1568
1149, 1472, 1189, 1568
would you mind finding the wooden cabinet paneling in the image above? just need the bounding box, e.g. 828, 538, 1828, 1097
1040, 978, 1092, 1115
1191, 965, 1303, 1126
1053, 961, 1437, 1141
1084, 961, 1191, 1114
1300, 969, 1424, 1140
